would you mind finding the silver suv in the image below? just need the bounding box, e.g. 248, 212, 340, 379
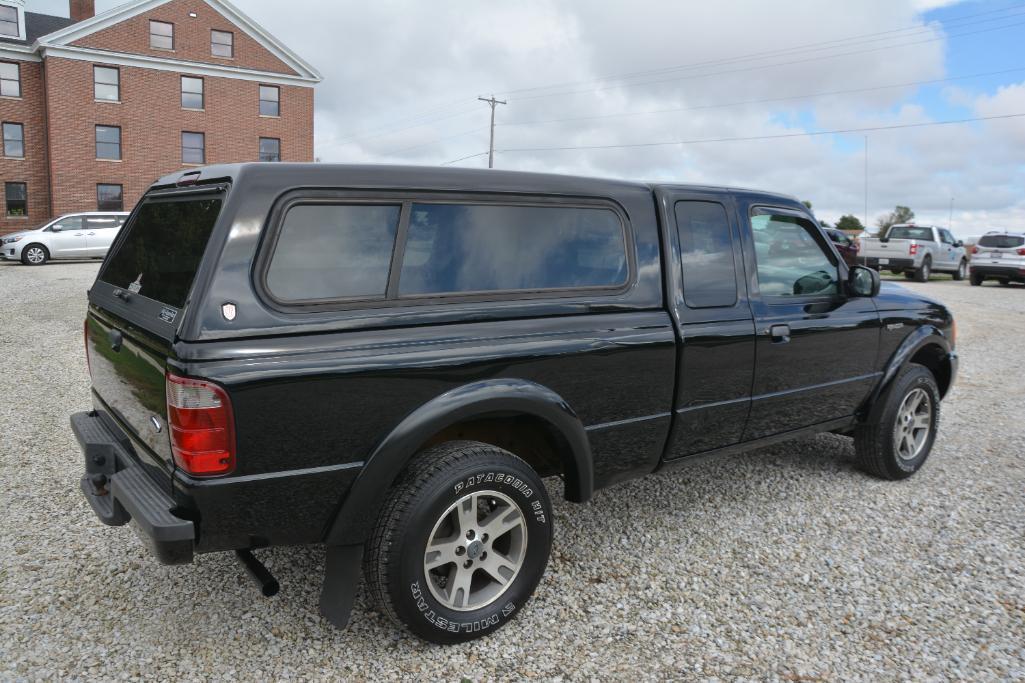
970, 231, 1025, 286
1, 212, 129, 265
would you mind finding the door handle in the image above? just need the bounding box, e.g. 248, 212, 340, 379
74, 233, 84, 236
768, 324, 791, 343
87, 232, 96, 236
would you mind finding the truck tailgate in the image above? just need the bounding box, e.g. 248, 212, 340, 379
86, 306, 174, 472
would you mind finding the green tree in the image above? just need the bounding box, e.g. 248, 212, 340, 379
875, 205, 915, 233
835, 214, 865, 232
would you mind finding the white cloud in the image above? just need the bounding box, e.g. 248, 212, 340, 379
26, 0, 1020, 234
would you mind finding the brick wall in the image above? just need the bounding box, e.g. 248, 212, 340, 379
71, 0, 300, 76
0, 59, 52, 234
43, 56, 313, 219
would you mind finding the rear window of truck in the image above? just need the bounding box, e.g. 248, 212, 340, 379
887, 226, 933, 241
100, 196, 223, 308
978, 234, 1024, 249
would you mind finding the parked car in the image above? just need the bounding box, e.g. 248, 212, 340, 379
859, 223, 968, 281
72, 164, 957, 644
824, 227, 859, 266
1, 212, 129, 265
969, 231, 1025, 286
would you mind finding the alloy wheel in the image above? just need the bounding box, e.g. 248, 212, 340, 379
893, 387, 932, 461
25, 247, 45, 264
423, 490, 527, 611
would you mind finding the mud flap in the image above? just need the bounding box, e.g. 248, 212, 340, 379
319, 544, 364, 629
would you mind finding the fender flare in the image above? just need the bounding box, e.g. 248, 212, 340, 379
323, 378, 593, 547
863, 324, 954, 419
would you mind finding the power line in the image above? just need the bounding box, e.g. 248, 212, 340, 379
492, 112, 1025, 154
496, 2, 1025, 99
387, 126, 489, 155
499, 66, 1025, 128
442, 151, 489, 166
505, 16, 1025, 103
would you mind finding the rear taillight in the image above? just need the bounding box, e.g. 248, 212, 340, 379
1017, 248, 1025, 256
165, 372, 235, 476
909, 243, 919, 256
971, 246, 979, 254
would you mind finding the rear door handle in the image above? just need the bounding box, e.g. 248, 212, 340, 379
768, 324, 791, 343
87, 232, 96, 236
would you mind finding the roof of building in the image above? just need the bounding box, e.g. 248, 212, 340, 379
0, 11, 75, 45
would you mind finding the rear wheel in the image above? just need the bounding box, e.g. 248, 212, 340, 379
364, 441, 553, 644
970, 271, 984, 286
952, 260, 967, 281
21, 244, 48, 266
854, 363, 940, 480
913, 256, 932, 282
999, 279, 1010, 286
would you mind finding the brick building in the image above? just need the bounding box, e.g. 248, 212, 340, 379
0, 0, 320, 235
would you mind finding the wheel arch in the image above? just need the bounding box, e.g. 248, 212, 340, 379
864, 325, 955, 419
323, 378, 593, 547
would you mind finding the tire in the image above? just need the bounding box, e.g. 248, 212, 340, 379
21, 244, 49, 265
970, 271, 984, 286
364, 441, 553, 644
854, 363, 941, 480
999, 279, 1010, 287
952, 260, 967, 281
889, 269, 902, 275
913, 256, 931, 282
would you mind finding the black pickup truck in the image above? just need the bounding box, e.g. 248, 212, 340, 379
73, 164, 957, 644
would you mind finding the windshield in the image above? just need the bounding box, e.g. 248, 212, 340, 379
978, 234, 1024, 249
99, 195, 222, 309
887, 226, 933, 241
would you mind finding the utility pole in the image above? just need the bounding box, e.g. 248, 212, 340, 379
949, 197, 954, 232
864, 136, 869, 230
478, 95, 507, 168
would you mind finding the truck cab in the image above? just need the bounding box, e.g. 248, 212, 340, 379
71, 164, 957, 644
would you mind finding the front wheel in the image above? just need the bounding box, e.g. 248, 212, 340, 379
364, 441, 553, 644
854, 363, 940, 480
953, 260, 967, 281
21, 244, 48, 265
970, 271, 984, 286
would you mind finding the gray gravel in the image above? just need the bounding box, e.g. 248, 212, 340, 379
1, 261, 1023, 681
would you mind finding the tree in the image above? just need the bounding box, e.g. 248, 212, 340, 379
802, 200, 813, 210
875, 205, 915, 233
835, 214, 865, 232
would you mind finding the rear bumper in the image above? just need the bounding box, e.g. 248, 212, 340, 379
862, 256, 915, 270
970, 264, 1025, 279
71, 411, 195, 564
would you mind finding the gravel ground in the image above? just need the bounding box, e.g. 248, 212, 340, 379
1, 260, 1023, 681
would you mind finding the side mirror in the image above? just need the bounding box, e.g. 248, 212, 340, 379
50, 225, 62, 232
848, 265, 880, 298
955, 240, 963, 248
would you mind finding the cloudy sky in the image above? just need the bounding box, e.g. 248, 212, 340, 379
29, 0, 1025, 235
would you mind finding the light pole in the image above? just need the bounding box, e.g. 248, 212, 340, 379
949, 197, 954, 232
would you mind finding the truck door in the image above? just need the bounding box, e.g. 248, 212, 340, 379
660, 191, 756, 459
740, 204, 881, 440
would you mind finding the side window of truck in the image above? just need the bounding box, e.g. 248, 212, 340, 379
266, 204, 402, 302
398, 203, 627, 295
674, 200, 737, 308
751, 211, 838, 298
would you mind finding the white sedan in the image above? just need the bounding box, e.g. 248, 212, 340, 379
2, 212, 129, 265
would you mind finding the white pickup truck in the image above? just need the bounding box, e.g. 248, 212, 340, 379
859, 224, 968, 282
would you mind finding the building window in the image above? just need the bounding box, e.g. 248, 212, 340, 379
0, 61, 20, 98
181, 76, 204, 110
211, 30, 233, 57
259, 137, 280, 162
93, 66, 120, 101
95, 125, 121, 160
182, 131, 205, 164
149, 20, 173, 50
2, 121, 23, 157
5, 182, 26, 217
259, 85, 279, 116
0, 5, 18, 37
97, 184, 124, 211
